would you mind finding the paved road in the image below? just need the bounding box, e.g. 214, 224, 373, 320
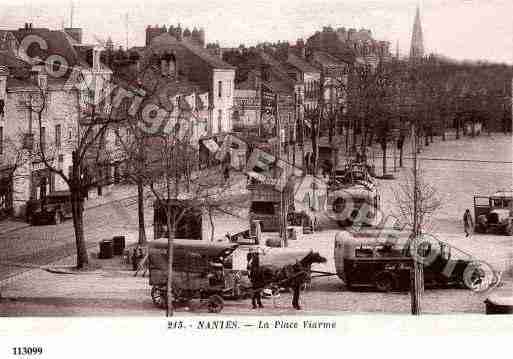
0, 134, 511, 315
0, 174, 249, 281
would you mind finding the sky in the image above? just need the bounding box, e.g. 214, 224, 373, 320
0, 0, 512, 64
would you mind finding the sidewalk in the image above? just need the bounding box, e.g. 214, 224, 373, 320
1, 231, 510, 316
0, 218, 30, 235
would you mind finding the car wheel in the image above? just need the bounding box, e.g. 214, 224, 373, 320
375, 272, 395, 292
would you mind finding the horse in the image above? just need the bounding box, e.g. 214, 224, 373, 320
247, 250, 327, 310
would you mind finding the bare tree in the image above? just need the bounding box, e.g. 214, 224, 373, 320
393, 169, 443, 234
143, 129, 241, 316
22, 68, 118, 269
393, 124, 443, 315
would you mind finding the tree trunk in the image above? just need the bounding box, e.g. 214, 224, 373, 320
166, 211, 175, 317
293, 141, 296, 167
398, 136, 404, 168
137, 180, 146, 245
311, 120, 317, 175
345, 122, 350, 153
381, 140, 387, 176
70, 190, 89, 269
209, 209, 215, 242
328, 114, 334, 145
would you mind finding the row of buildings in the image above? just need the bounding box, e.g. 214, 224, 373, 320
0, 12, 412, 218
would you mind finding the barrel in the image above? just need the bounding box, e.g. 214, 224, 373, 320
99, 239, 113, 259
266, 236, 282, 248
112, 236, 126, 256
484, 292, 513, 314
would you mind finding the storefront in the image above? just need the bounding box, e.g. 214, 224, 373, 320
30, 166, 54, 200
0, 166, 14, 218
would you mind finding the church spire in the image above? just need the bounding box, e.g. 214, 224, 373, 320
410, 6, 424, 60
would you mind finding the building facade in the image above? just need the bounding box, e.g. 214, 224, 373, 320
0, 25, 113, 217
148, 31, 236, 137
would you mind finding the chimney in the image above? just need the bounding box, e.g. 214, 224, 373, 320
0, 66, 8, 103
296, 38, 306, 59
92, 46, 103, 70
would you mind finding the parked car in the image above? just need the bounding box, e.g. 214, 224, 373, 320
474, 190, 513, 235
25, 191, 72, 225
334, 230, 498, 292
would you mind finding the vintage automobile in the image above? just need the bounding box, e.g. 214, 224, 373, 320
334, 230, 498, 292
25, 191, 72, 225
153, 199, 203, 240
474, 190, 513, 235
327, 180, 380, 228
148, 239, 240, 312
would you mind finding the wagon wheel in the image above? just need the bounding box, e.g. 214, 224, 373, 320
151, 286, 167, 308
207, 294, 224, 313
172, 286, 189, 305
375, 272, 395, 292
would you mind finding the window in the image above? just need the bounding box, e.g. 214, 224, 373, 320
250, 201, 276, 215
40, 127, 46, 152
55, 124, 61, 149
217, 110, 222, 132
218, 81, 222, 98
0, 126, 3, 155
226, 82, 231, 97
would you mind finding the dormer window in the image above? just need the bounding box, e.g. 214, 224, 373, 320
160, 52, 177, 78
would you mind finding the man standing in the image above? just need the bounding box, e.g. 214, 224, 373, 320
463, 209, 473, 238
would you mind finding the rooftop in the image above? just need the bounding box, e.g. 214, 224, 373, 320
286, 53, 320, 74
151, 33, 235, 70
311, 51, 351, 66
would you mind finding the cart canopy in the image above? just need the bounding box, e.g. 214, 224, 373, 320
148, 239, 239, 273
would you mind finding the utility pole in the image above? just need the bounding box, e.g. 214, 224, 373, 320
410, 120, 423, 315
275, 94, 288, 247
125, 13, 129, 50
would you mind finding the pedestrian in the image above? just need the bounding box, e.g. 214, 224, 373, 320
223, 164, 230, 181
304, 152, 310, 173
247, 251, 263, 309
463, 209, 473, 238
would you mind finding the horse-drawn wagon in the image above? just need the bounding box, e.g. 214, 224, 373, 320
148, 239, 240, 313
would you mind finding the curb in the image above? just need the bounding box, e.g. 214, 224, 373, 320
0, 242, 98, 288
0, 223, 31, 235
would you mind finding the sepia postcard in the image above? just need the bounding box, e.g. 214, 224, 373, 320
0, 0, 512, 356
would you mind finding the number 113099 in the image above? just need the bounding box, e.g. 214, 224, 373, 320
12, 347, 43, 356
